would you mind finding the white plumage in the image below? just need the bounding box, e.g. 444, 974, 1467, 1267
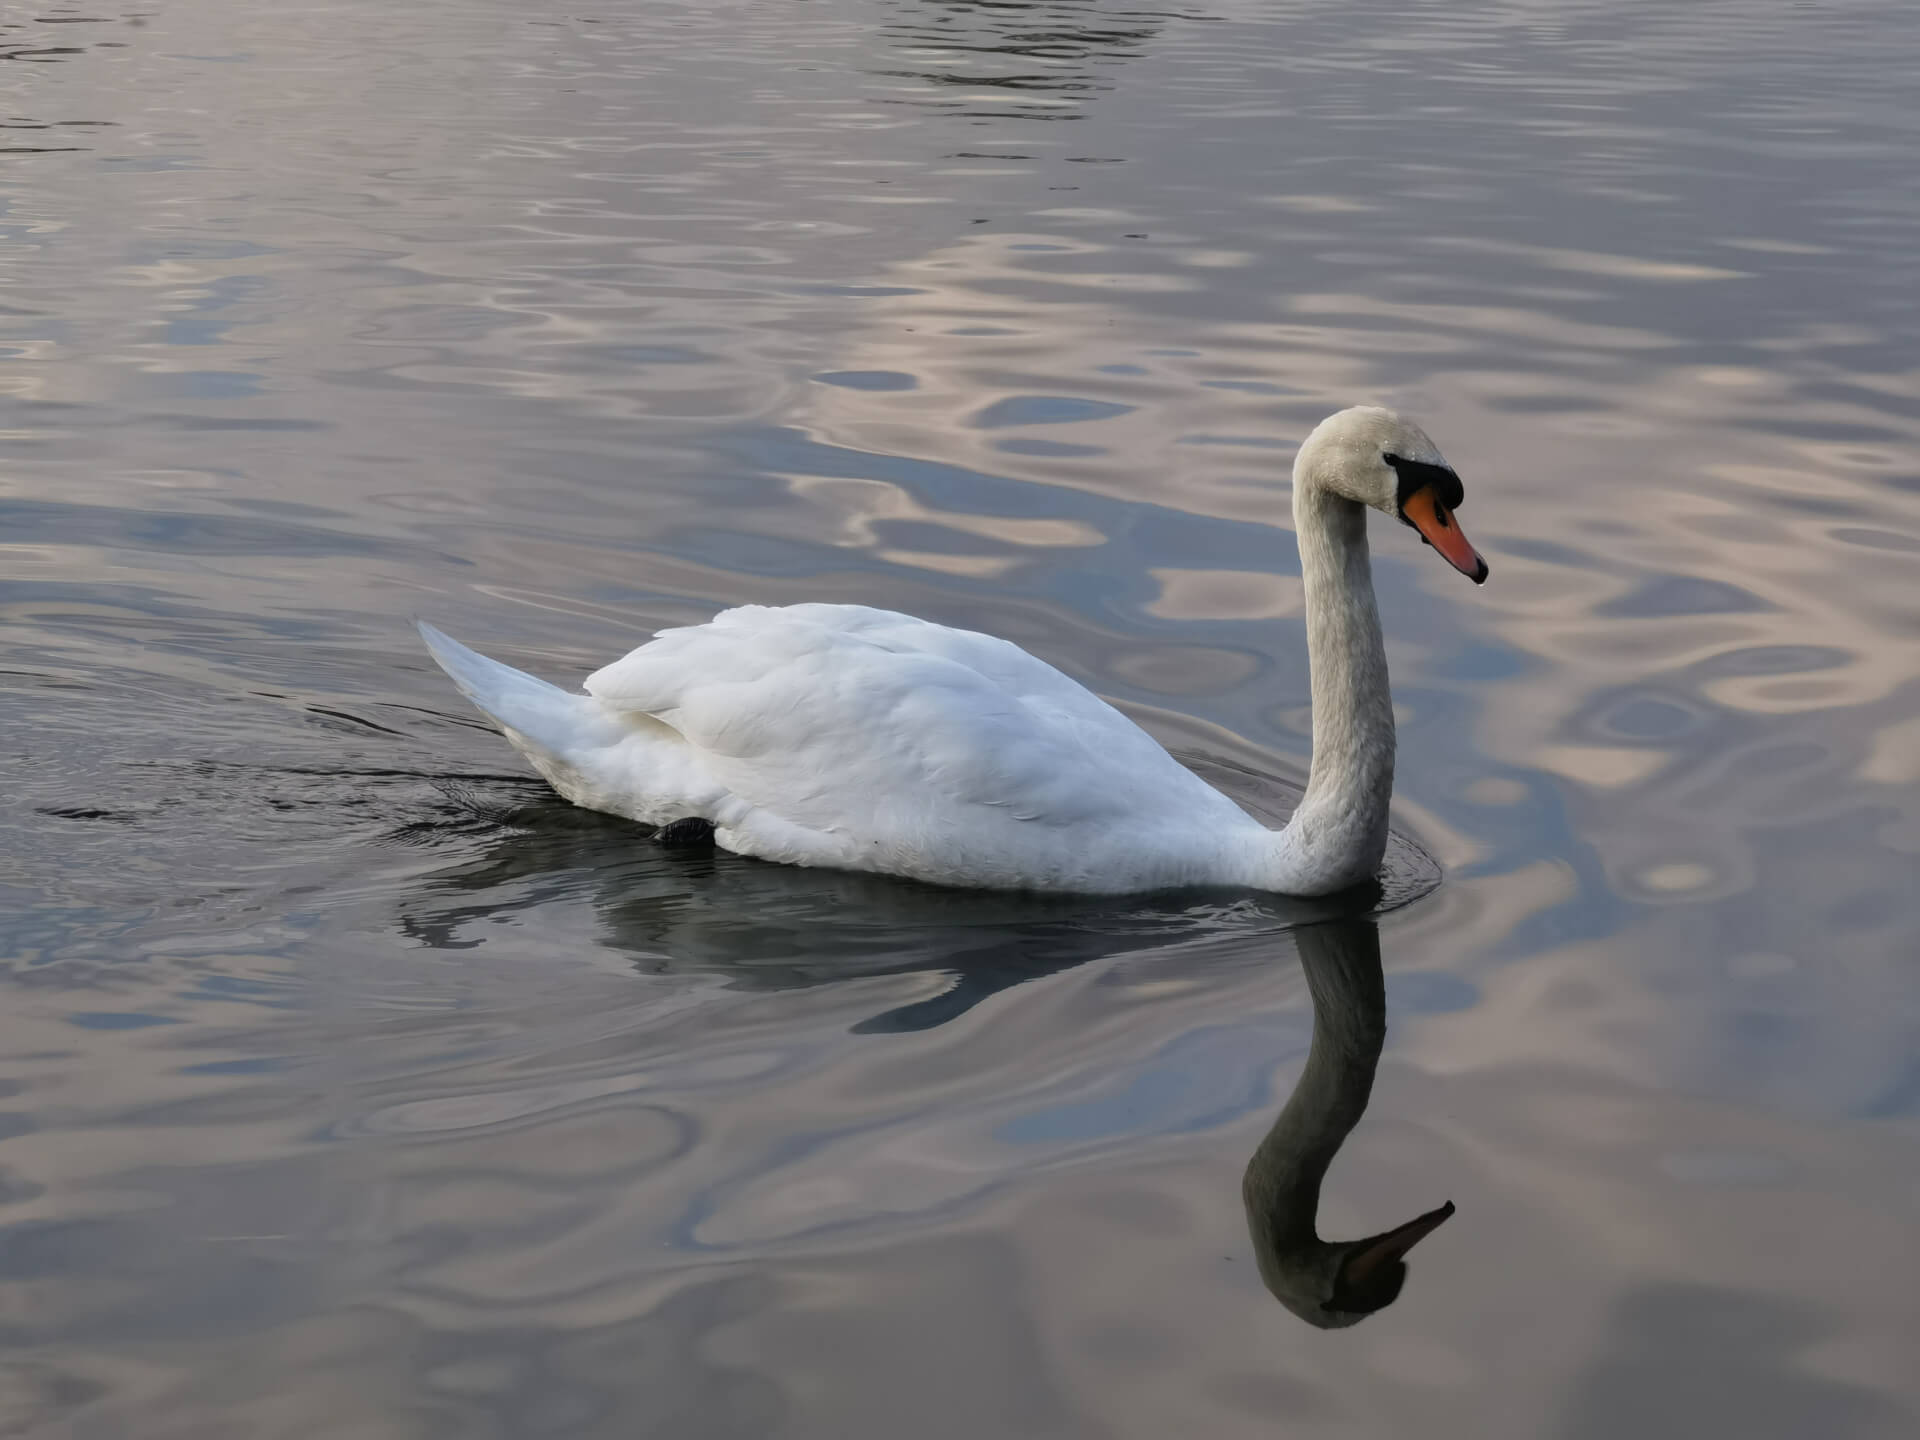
422, 603, 1256, 891
420, 407, 1487, 896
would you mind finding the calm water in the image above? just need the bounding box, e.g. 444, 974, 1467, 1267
4, 1, 1918, 1434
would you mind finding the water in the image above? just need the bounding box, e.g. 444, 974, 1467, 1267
3, 1, 1917, 1434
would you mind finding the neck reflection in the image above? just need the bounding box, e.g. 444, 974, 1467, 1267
1243, 914, 1453, 1328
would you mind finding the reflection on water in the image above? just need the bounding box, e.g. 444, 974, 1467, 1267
398, 755, 1437, 1031
873, 0, 1178, 123
2, 0, 1918, 1433
1244, 915, 1453, 1328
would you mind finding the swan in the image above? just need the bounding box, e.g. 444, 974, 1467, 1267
1244, 915, 1453, 1326
418, 405, 1487, 896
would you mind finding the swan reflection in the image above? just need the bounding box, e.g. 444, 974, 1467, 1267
1244, 915, 1453, 1327
395, 758, 1437, 1031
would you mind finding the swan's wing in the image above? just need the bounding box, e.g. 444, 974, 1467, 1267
769, 604, 1111, 712
587, 604, 1093, 714
583, 605, 1215, 835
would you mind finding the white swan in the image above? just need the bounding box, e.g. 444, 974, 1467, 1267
419, 406, 1487, 896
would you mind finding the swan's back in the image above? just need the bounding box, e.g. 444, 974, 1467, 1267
580, 604, 1253, 888
589, 604, 1099, 716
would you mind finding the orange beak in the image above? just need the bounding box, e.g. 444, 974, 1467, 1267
1402, 485, 1488, 584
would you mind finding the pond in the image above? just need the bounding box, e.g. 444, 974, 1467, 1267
2, 2, 1916, 1435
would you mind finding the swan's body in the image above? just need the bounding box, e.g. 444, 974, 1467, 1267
420, 407, 1486, 896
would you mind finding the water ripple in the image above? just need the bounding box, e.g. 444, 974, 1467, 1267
2, 0, 1918, 1432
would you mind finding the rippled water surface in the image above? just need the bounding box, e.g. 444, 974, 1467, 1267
4, 2, 1919, 1435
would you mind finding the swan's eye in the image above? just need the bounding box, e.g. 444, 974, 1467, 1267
1383, 454, 1464, 520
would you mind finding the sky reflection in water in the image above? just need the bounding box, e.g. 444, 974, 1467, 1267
0, 0, 1917, 1435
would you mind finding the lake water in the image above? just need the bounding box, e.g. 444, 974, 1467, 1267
3, 1, 1918, 1435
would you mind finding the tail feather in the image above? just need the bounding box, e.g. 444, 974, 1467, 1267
417, 621, 604, 763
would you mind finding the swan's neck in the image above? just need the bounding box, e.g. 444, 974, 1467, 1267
1257, 476, 1395, 893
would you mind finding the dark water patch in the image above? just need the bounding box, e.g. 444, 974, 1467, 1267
1829, 526, 1920, 552
1693, 644, 1851, 677
34, 806, 135, 823
972, 396, 1134, 429
1598, 575, 1773, 618
0, 499, 398, 560
814, 369, 917, 391
994, 437, 1105, 457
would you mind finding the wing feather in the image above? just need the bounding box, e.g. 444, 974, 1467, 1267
581, 604, 1225, 843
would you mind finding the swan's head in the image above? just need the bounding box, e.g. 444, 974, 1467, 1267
1254, 1199, 1457, 1329
1296, 406, 1489, 584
